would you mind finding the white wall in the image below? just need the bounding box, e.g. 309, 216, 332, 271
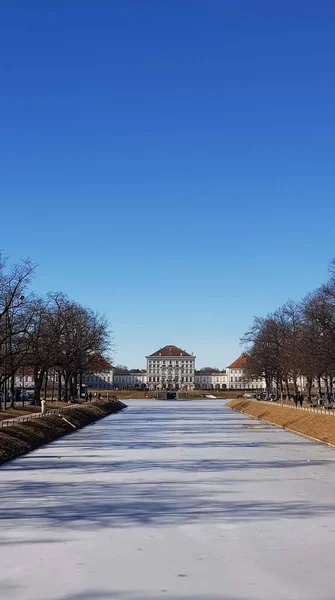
194, 373, 227, 389
83, 369, 114, 390
147, 356, 195, 390
226, 368, 266, 390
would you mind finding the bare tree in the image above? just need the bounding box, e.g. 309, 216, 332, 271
0, 255, 36, 407
24, 296, 54, 405
242, 259, 335, 400
0, 253, 114, 410
275, 300, 303, 396
241, 317, 278, 397
51, 296, 113, 401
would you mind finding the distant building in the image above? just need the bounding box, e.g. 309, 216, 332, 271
226, 355, 315, 394
83, 356, 114, 390
194, 370, 227, 390
146, 345, 195, 391
14, 368, 35, 389
113, 369, 147, 389
133, 370, 148, 388
226, 355, 266, 390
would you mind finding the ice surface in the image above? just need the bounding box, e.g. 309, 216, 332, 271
1, 400, 335, 600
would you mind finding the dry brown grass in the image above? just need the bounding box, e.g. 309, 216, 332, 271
227, 399, 335, 446
0, 405, 40, 422
0, 401, 71, 422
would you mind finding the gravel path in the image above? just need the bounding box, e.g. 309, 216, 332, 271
1, 399, 335, 600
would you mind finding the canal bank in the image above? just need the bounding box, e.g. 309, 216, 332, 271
228, 398, 335, 446
0, 399, 127, 465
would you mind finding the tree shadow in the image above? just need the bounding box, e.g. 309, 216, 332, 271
1, 473, 335, 531
1, 401, 335, 533
6, 453, 330, 474
0, 536, 67, 546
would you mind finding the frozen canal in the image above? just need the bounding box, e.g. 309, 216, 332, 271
1, 400, 335, 600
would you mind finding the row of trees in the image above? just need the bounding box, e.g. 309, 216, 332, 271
0, 254, 112, 407
242, 261, 335, 400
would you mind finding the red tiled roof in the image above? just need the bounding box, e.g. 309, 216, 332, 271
15, 356, 113, 376
87, 354, 113, 371
227, 354, 248, 369
15, 368, 35, 376
147, 345, 193, 358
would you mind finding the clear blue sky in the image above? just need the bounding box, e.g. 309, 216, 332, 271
1, 1, 334, 369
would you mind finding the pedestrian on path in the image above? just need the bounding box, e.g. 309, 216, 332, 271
293, 394, 298, 408
299, 394, 303, 407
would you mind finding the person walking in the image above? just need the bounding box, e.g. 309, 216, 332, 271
293, 394, 298, 408
299, 393, 303, 407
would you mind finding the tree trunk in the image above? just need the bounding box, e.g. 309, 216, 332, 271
317, 376, 322, 396
293, 377, 298, 396
58, 371, 62, 402
63, 372, 70, 402
285, 377, 290, 398
37, 370, 45, 406
44, 370, 48, 401
33, 368, 39, 405
51, 370, 55, 402
34, 368, 45, 406
265, 377, 271, 398
307, 376, 313, 402
3, 377, 7, 410
10, 374, 15, 409
22, 369, 25, 408
279, 379, 284, 402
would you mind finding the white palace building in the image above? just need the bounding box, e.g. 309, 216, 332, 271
146, 345, 196, 391
78, 344, 270, 392
14, 344, 310, 395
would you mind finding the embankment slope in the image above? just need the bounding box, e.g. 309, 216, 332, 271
227, 399, 335, 446
0, 400, 126, 465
